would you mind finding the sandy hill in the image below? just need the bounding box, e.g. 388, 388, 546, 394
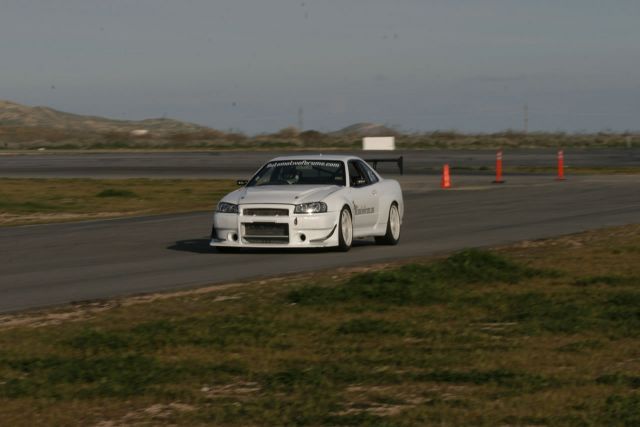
0, 99, 210, 134
331, 122, 399, 137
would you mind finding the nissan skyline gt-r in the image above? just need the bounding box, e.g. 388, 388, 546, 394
210, 155, 404, 251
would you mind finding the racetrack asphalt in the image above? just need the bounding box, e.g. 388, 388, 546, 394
1, 173, 639, 313
1, 148, 639, 178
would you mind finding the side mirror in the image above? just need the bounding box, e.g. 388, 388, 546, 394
237, 179, 248, 186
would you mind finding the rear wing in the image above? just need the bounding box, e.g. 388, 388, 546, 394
364, 156, 404, 175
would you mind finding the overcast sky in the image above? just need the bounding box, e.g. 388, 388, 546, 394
1, 0, 639, 133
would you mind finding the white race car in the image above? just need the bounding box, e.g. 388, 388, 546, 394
210, 155, 403, 251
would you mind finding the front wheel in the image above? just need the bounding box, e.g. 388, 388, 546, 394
337, 207, 353, 252
375, 203, 401, 245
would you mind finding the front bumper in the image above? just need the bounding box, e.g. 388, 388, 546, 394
210, 204, 339, 248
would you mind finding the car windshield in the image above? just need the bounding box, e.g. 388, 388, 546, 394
247, 160, 346, 187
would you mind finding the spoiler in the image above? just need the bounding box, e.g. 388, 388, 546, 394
364, 156, 404, 175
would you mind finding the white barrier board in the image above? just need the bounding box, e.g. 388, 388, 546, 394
363, 136, 395, 150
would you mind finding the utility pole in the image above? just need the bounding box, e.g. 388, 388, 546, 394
523, 103, 529, 134
297, 106, 304, 131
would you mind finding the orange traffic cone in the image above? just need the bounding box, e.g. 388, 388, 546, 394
441, 164, 451, 189
493, 150, 505, 184
556, 150, 565, 181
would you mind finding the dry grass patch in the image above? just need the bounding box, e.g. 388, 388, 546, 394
0, 178, 235, 226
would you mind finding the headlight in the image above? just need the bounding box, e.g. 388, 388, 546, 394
216, 202, 239, 214
294, 202, 327, 214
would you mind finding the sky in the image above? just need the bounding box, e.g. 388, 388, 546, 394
1, 0, 639, 134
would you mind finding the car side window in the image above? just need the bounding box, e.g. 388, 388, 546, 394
349, 160, 374, 187
358, 161, 379, 184
348, 161, 363, 187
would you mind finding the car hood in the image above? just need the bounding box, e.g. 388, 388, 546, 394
223, 185, 342, 206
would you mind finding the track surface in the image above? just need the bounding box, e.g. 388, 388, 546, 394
1, 149, 639, 178
1, 174, 639, 313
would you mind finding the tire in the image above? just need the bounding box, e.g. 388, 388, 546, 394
216, 246, 239, 253
375, 203, 401, 245
337, 206, 353, 252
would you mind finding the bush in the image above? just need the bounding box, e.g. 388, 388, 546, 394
287, 250, 551, 306
96, 189, 138, 198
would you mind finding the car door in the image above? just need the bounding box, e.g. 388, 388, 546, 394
357, 160, 383, 227
348, 160, 379, 230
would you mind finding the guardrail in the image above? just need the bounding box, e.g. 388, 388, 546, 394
365, 155, 404, 175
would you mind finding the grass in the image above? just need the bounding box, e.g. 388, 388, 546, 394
1, 225, 640, 425
0, 178, 236, 226
288, 249, 555, 307
506, 166, 640, 175
430, 165, 640, 175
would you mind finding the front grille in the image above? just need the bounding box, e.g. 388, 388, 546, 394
243, 208, 289, 217
243, 222, 289, 244
244, 237, 289, 244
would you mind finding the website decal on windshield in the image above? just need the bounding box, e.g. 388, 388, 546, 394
265, 160, 342, 169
